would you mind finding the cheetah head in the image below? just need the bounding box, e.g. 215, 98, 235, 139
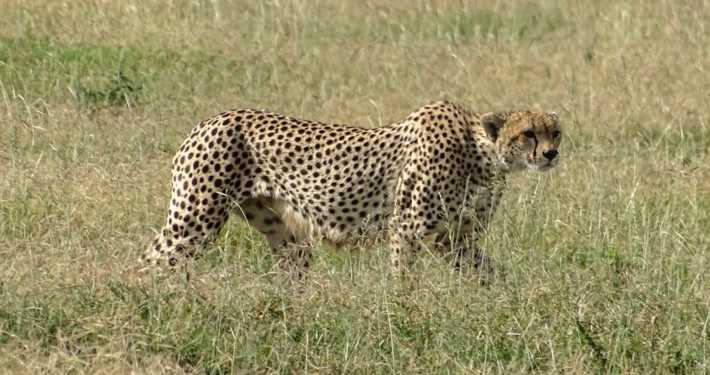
481, 111, 562, 172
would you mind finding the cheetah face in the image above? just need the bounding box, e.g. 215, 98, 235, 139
481, 111, 562, 172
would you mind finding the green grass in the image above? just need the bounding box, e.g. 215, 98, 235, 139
1, 0, 710, 373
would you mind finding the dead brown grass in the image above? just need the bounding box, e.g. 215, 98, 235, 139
1, 0, 709, 373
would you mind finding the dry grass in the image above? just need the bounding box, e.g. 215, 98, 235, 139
1, 0, 709, 373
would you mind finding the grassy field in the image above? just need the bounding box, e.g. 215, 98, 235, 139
1, 0, 709, 373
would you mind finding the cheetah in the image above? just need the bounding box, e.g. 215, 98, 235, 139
141, 101, 562, 278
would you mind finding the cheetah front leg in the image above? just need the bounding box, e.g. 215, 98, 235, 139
387, 215, 427, 275
435, 229, 497, 285
442, 184, 504, 284
454, 244, 497, 285
387, 231, 409, 274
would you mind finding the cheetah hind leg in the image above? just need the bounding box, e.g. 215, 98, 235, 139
234, 198, 311, 277
140, 196, 230, 273
140, 230, 213, 275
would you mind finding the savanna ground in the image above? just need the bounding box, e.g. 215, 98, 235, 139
1, 0, 709, 373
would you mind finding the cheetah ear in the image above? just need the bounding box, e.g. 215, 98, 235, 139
481, 112, 507, 142
547, 112, 559, 123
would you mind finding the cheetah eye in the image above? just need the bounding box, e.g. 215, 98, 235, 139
522, 130, 535, 138
552, 130, 561, 138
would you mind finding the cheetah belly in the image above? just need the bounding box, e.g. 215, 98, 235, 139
251, 178, 395, 246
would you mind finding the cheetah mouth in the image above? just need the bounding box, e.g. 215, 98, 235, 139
537, 164, 555, 172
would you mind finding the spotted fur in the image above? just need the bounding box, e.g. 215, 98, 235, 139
141, 101, 562, 278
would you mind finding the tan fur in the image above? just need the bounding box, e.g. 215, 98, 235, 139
141, 101, 562, 278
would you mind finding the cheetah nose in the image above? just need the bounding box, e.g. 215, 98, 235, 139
543, 150, 558, 160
